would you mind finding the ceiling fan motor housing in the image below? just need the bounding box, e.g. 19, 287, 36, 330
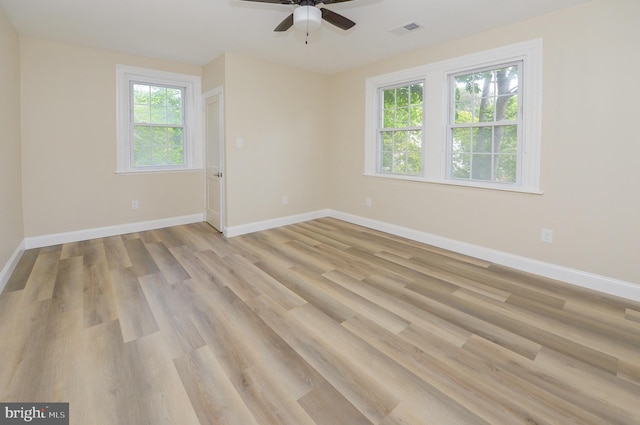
294, 5, 322, 31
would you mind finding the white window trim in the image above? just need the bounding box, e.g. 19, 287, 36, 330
116, 65, 203, 174
365, 39, 543, 194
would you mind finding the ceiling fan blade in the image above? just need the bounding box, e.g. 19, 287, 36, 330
320, 0, 356, 3
320, 8, 355, 30
274, 13, 294, 31
239, 0, 296, 4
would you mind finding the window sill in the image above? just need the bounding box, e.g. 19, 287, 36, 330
115, 167, 204, 176
363, 173, 542, 195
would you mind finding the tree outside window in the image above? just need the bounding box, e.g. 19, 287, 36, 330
378, 82, 424, 176
450, 63, 520, 183
131, 83, 185, 168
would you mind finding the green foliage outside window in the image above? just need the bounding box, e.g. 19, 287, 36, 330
380, 82, 424, 175
132, 83, 185, 167
451, 65, 519, 183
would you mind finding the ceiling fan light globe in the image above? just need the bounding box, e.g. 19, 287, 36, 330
294, 6, 322, 31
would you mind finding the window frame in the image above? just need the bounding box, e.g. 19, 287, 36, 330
116, 65, 203, 174
364, 39, 542, 193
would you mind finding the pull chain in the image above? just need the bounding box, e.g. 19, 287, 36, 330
305, 14, 310, 45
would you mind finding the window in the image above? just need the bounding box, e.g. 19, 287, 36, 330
378, 82, 424, 175
365, 39, 542, 193
449, 63, 521, 183
116, 65, 202, 173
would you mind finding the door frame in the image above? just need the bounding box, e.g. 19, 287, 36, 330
202, 86, 225, 234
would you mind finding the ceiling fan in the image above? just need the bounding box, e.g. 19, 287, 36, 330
240, 0, 357, 32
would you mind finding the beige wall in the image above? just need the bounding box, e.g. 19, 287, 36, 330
0, 7, 23, 270
222, 53, 330, 226
202, 54, 225, 94
328, 0, 640, 285
20, 39, 204, 237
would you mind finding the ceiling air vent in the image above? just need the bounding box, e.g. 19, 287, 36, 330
389, 22, 424, 36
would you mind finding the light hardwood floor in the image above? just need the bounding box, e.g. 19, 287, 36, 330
1, 218, 639, 424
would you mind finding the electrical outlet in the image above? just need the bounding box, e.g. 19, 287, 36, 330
282, 195, 288, 205
131, 200, 139, 210
541, 228, 553, 243
366, 197, 372, 207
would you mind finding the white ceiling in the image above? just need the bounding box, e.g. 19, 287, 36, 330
0, 0, 588, 74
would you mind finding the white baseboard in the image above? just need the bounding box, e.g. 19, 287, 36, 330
0, 240, 26, 294
327, 210, 640, 303
24, 214, 204, 249
225, 209, 332, 238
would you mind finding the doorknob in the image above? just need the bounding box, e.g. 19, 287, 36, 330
215, 172, 223, 178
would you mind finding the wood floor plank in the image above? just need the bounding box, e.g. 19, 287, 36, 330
251, 298, 401, 424
123, 237, 160, 277
146, 241, 191, 284
289, 302, 486, 425
110, 267, 158, 342
21, 249, 61, 303
78, 320, 150, 425
50, 256, 84, 315
379, 250, 512, 301
2, 219, 639, 425
254, 262, 356, 324
298, 381, 374, 425
103, 235, 133, 270
2, 248, 39, 293
138, 273, 206, 357
174, 346, 261, 425
321, 269, 411, 334
463, 335, 640, 425
404, 280, 544, 360
82, 257, 118, 328
346, 314, 596, 425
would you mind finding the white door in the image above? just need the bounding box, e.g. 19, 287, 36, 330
204, 90, 223, 231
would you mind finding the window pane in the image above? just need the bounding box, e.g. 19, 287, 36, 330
495, 154, 517, 183
167, 88, 183, 125
494, 125, 517, 153
396, 86, 409, 107
503, 94, 518, 121
151, 105, 167, 124
454, 86, 476, 124
381, 151, 393, 173
393, 150, 407, 173
168, 128, 185, 165
471, 154, 491, 180
396, 107, 409, 127
383, 109, 394, 128
133, 84, 150, 105
452, 128, 471, 153
133, 105, 150, 124
381, 131, 393, 151
451, 153, 470, 179
472, 127, 492, 153
132, 125, 184, 167
410, 105, 423, 127
133, 126, 152, 167
407, 130, 422, 175
150, 86, 167, 124
409, 83, 423, 105
383, 89, 395, 109
393, 131, 407, 152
